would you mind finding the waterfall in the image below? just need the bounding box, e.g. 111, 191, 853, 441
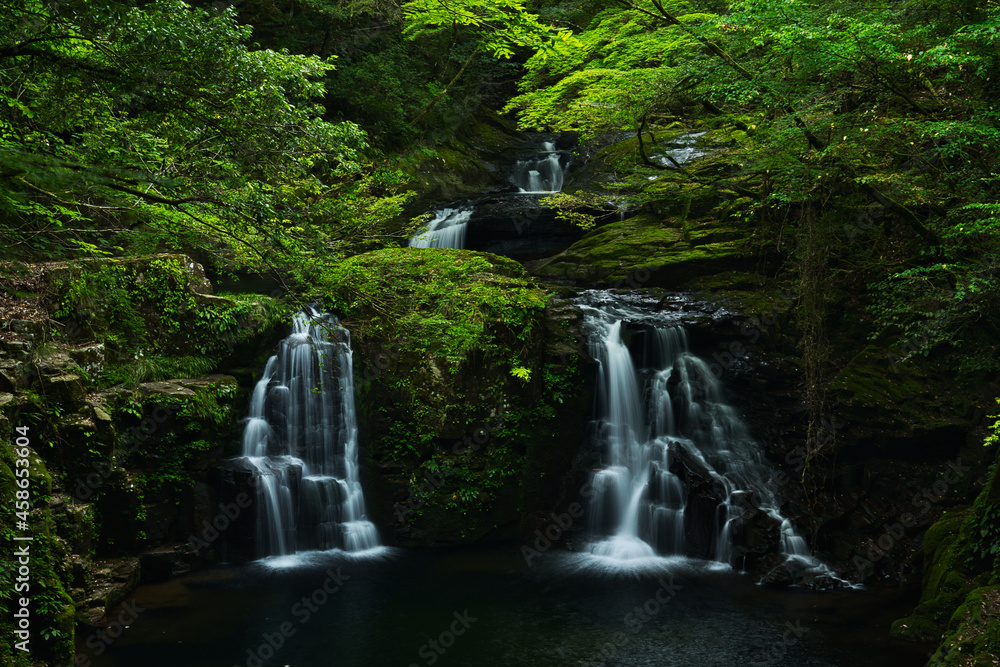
409, 206, 472, 249
580, 300, 827, 574
511, 141, 568, 194
238, 306, 380, 559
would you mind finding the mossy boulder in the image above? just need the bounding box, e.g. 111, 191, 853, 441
928, 585, 1000, 666
43, 253, 228, 345
320, 248, 592, 546
893, 511, 976, 641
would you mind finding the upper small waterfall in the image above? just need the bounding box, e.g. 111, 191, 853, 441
409, 206, 472, 249
238, 306, 380, 559
511, 140, 568, 194
652, 131, 708, 168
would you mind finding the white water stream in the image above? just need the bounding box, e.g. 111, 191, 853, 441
580, 297, 832, 578
238, 307, 381, 559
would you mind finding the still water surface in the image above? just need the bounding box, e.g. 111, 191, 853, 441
86, 544, 932, 667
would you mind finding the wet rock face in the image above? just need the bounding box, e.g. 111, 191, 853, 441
464, 195, 586, 262
209, 461, 258, 564
0, 319, 45, 391
81, 557, 141, 626
665, 440, 734, 560
70, 343, 105, 379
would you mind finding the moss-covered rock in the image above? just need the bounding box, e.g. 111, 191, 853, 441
928, 585, 1000, 666
40, 253, 287, 386
399, 108, 523, 204
893, 511, 976, 641
0, 441, 75, 665
0, 256, 288, 662
525, 213, 753, 288
893, 439, 1000, 660
320, 248, 592, 546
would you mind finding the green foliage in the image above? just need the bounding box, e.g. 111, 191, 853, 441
322, 248, 547, 369
510, 366, 532, 381
402, 0, 576, 59
987, 400, 1000, 449
868, 258, 1000, 376
964, 495, 1000, 566
140, 438, 216, 500
505, 1, 706, 136
505, 0, 1000, 380
327, 39, 426, 144
543, 358, 578, 406
112, 381, 235, 507
105, 355, 217, 387
49, 257, 288, 384
933, 413, 1000, 579
384, 417, 437, 461
420, 443, 522, 515
0, 0, 414, 273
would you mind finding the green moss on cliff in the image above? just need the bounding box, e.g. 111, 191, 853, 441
396, 110, 521, 203
828, 346, 973, 445
323, 248, 547, 373
894, 424, 1000, 663
320, 249, 588, 545
528, 213, 749, 287
893, 511, 976, 642
928, 586, 1000, 666
322, 247, 548, 499
0, 440, 75, 665
44, 254, 286, 386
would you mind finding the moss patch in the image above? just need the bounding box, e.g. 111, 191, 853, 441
894, 445, 1000, 658
928, 586, 1000, 666
527, 213, 750, 287
397, 109, 521, 204
689, 271, 797, 323
893, 511, 977, 641
322, 248, 548, 374
828, 346, 973, 447
0, 443, 75, 665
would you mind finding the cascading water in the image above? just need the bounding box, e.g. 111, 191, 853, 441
238, 306, 380, 559
409, 206, 472, 249
511, 141, 568, 194
580, 295, 829, 576
652, 131, 708, 168
406, 135, 581, 260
